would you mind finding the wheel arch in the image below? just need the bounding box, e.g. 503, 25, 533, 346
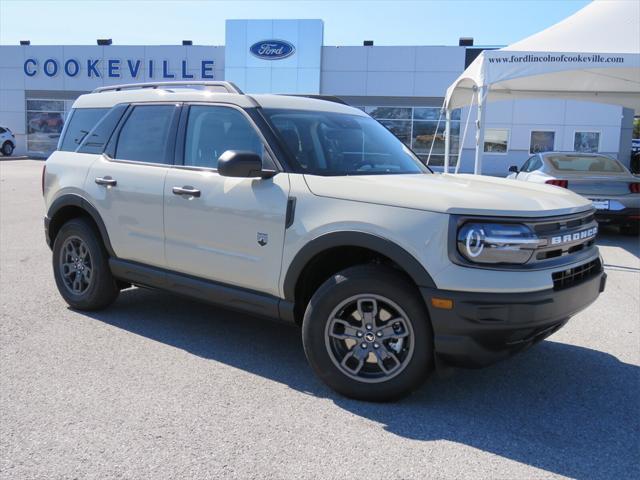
282, 231, 436, 323
46, 194, 115, 257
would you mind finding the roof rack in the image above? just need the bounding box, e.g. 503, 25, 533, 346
283, 94, 348, 105
92, 81, 244, 94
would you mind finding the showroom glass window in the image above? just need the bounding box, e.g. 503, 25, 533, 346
115, 105, 176, 164
484, 129, 509, 153
359, 106, 461, 167
574, 131, 600, 153
26, 99, 72, 156
184, 106, 265, 169
530, 131, 555, 154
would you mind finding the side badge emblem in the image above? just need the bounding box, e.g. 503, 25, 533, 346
257, 232, 268, 246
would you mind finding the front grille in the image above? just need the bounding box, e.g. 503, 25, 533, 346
552, 258, 602, 291
527, 211, 598, 265
532, 212, 595, 235
536, 239, 595, 260
450, 209, 599, 271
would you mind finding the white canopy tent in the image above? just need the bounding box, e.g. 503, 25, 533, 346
443, 0, 640, 174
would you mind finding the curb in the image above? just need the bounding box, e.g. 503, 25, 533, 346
0, 156, 34, 161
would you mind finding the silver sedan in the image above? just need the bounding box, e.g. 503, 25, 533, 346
507, 152, 640, 234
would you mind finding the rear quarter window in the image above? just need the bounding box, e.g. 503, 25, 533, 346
77, 104, 128, 155
59, 108, 109, 152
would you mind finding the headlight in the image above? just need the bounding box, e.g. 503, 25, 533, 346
457, 223, 540, 264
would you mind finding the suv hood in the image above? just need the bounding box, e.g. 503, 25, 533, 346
304, 173, 592, 217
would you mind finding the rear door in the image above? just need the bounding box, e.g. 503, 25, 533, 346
84, 103, 180, 268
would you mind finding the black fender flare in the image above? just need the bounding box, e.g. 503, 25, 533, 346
282, 231, 436, 301
46, 194, 115, 256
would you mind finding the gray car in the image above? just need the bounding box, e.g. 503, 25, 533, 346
507, 152, 640, 234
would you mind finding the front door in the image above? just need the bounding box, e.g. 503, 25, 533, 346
163, 105, 290, 297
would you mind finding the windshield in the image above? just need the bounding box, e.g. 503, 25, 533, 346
546, 154, 626, 173
263, 109, 429, 176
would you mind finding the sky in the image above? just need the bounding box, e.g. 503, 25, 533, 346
0, 0, 592, 47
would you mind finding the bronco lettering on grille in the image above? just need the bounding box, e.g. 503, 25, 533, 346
550, 226, 598, 245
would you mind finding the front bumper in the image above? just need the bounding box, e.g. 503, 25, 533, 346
421, 267, 606, 368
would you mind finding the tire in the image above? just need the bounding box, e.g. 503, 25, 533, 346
52, 217, 119, 310
302, 265, 433, 402
1, 141, 14, 156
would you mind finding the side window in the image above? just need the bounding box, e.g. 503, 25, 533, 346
529, 156, 543, 171
59, 108, 109, 152
115, 105, 176, 164
520, 157, 534, 172
0, 127, 6, 134
77, 104, 128, 155
184, 106, 264, 169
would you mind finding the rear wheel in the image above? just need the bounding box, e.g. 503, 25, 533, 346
302, 265, 433, 401
52, 218, 119, 310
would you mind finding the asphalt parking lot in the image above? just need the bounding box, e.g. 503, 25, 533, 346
1, 159, 638, 480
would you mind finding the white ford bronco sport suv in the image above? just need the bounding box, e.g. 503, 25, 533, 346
44, 81, 606, 401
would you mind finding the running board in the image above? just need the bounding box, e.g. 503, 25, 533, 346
109, 258, 295, 323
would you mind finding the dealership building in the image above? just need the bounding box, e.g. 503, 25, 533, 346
0, 19, 634, 174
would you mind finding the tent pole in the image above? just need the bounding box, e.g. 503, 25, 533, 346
474, 86, 487, 175
444, 109, 451, 173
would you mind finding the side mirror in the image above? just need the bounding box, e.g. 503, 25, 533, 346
508, 165, 519, 173
217, 150, 276, 178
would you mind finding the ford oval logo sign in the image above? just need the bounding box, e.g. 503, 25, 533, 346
250, 40, 295, 60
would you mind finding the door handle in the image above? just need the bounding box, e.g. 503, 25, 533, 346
172, 186, 201, 197
95, 176, 117, 187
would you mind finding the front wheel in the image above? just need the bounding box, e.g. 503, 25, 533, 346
302, 265, 433, 402
1, 142, 14, 156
